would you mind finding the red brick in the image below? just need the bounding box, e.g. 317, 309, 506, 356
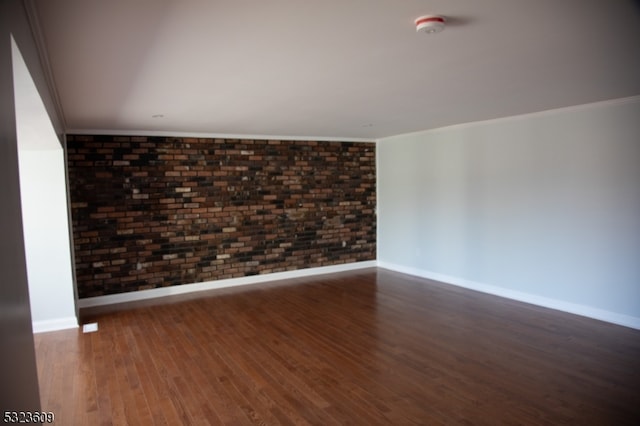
67, 134, 376, 298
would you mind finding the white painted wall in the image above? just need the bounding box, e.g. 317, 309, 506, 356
17, 150, 77, 332
13, 37, 77, 333
378, 97, 640, 329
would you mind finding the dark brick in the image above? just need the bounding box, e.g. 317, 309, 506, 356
67, 135, 376, 298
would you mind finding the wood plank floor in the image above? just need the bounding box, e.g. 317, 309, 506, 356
35, 268, 640, 425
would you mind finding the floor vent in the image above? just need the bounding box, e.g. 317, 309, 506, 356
82, 322, 98, 333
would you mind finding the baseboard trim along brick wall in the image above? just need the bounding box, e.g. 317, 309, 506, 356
77, 260, 377, 308
67, 135, 376, 298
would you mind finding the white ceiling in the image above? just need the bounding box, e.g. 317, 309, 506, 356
33, 0, 640, 140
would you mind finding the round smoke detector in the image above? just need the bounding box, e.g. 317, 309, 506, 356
415, 15, 446, 34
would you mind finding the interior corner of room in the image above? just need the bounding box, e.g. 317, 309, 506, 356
6, 0, 640, 335
2, 0, 640, 419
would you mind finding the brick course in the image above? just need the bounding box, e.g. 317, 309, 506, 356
67, 135, 376, 298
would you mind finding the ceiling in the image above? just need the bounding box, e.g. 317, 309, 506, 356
32, 0, 640, 140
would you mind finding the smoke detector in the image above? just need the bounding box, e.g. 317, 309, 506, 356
415, 15, 446, 34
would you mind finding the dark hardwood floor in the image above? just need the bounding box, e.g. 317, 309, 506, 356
34, 268, 640, 425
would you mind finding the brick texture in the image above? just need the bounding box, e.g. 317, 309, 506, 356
67, 135, 376, 298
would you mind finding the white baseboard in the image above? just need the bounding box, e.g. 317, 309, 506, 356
32, 317, 79, 334
78, 260, 377, 308
378, 261, 640, 331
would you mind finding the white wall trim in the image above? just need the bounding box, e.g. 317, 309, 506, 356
78, 261, 377, 308
23, 0, 67, 133
378, 261, 640, 331
32, 317, 78, 334
66, 129, 375, 143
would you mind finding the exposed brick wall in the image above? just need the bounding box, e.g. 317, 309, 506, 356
66, 135, 376, 298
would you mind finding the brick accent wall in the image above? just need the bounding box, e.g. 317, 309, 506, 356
67, 135, 376, 298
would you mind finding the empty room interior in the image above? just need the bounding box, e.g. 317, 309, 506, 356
2, 0, 640, 424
